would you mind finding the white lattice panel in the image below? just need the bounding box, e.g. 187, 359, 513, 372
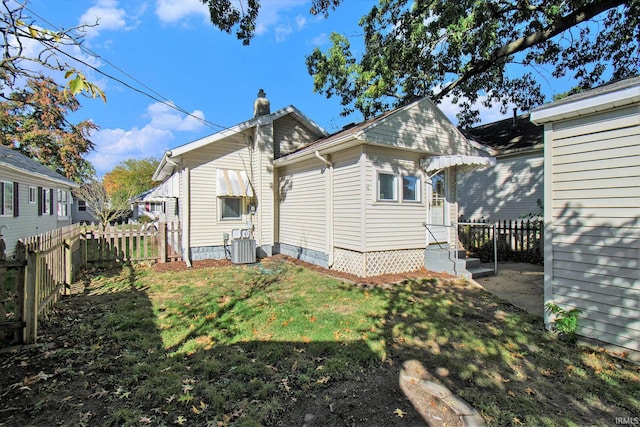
333, 248, 424, 278
333, 248, 365, 277
365, 249, 424, 277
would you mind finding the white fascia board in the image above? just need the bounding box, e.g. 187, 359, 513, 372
274, 134, 363, 167
531, 84, 640, 124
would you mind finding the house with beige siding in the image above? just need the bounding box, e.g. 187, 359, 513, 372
459, 113, 544, 221
152, 91, 493, 277
0, 145, 78, 257
531, 76, 640, 357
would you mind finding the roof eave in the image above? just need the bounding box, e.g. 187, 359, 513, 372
531, 82, 640, 124
0, 162, 79, 187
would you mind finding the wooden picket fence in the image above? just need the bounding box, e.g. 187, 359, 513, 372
0, 222, 181, 345
458, 218, 543, 264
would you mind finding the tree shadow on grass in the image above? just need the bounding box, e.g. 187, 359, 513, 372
1, 262, 637, 426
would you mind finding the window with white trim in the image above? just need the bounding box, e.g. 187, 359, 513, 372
57, 189, 69, 217
29, 186, 37, 204
78, 200, 87, 211
377, 173, 397, 201
220, 197, 243, 219
402, 175, 421, 202
1, 181, 14, 216
42, 188, 51, 215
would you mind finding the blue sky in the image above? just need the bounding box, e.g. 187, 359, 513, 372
22, 0, 550, 177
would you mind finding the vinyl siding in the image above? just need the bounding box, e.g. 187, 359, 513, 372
278, 158, 326, 253
274, 115, 321, 158
0, 167, 72, 256
364, 146, 427, 251
183, 133, 254, 247
332, 147, 365, 251
361, 97, 480, 156
547, 103, 640, 352
458, 151, 544, 221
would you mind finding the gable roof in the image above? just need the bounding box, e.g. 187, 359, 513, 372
0, 145, 78, 187
462, 113, 543, 154
275, 96, 477, 166
531, 76, 640, 124
153, 105, 327, 181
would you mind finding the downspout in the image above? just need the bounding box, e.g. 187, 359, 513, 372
182, 166, 192, 268
315, 150, 334, 268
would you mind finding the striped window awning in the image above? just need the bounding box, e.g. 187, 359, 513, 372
420, 155, 496, 173
216, 169, 253, 197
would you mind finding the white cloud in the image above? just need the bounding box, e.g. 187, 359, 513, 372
79, 0, 129, 38
155, 0, 208, 23
311, 32, 329, 46
89, 102, 207, 175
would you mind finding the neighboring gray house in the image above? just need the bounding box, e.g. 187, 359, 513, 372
531, 76, 640, 357
152, 91, 494, 277
0, 145, 78, 256
458, 112, 544, 221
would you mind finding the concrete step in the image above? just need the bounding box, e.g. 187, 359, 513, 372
468, 266, 495, 279
464, 257, 482, 269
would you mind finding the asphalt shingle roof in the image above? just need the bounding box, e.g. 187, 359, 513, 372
0, 145, 76, 186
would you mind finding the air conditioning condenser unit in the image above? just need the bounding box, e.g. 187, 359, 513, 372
230, 239, 256, 264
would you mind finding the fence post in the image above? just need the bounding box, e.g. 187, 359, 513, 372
14, 241, 25, 343
64, 238, 72, 295
24, 250, 39, 344
159, 222, 167, 263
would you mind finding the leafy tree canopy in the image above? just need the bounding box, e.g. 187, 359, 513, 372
103, 157, 160, 205
306, 0, 639, 126
0, 76, 97, 183
1, 1, 105, 100
201, 0, 342, 44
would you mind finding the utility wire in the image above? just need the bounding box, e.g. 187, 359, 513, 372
23, 2, 230, 131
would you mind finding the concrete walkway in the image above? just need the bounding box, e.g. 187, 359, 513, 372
470, 262, 544, 317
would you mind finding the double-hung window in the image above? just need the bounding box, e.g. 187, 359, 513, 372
402, 175, 421, 202
57, 189, 69, 217
377, 173, 397, 201
220, 197, 243, 220
1, 181, 14, 216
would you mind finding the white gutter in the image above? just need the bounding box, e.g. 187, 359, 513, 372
315, 150, 334, 268
274, 134, 362, 167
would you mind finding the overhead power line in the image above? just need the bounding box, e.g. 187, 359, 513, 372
22, 2, 229, 132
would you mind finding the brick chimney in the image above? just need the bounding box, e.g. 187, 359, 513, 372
253, 89, 270, 117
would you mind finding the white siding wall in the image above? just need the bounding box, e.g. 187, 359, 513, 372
362, 98, 480, 155
274, 115, 320, 158
254, 124, 274, 252
333, 147, 365, 251
278, 158, 327, 253
364, 146, 428, 251
547, 104, 640, 352
458, 151, 544, 220
0, 168, 72, 256
183, 134, 254, 247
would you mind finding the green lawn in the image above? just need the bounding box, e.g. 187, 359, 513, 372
7, 259, 639, 426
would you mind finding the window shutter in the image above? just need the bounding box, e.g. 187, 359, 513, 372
0, 184, 4, 216
38, 186, 43, 216
49, 189, 54, 216
13, 182, 18, 217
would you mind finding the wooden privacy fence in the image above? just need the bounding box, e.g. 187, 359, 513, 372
458, 218, 543, 263
0, 222, 181, 345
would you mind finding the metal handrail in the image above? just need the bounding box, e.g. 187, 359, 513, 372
423, 221, 498, 277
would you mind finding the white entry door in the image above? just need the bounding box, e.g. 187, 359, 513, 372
428, 170, 448, 244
